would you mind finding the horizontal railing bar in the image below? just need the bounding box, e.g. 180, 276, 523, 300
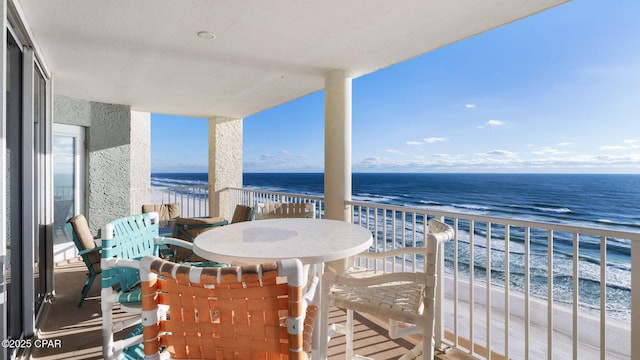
346, 200, 640, 241
226, 187, 325, 202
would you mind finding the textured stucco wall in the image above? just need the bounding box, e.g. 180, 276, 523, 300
87, 102, 132, 231
209, 117, 243, 220
53, 95, 92, 127
53, 95, 151, 232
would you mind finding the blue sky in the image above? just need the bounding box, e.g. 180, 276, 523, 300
152, 0, 640, 174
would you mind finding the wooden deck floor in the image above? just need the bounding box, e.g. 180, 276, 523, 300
27, 259, 474, 360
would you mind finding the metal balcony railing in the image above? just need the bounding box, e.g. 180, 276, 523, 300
131, 185, 211, 218
225, 187, 324, 219
345, 200, 639, 360
135, 185, 639, 359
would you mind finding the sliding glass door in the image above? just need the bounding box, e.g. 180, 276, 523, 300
2, 4, 53, 356
5, 28, 25, 346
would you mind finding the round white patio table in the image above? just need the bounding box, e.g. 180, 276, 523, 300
192, 217, 373, 359
192, 218, 372, 266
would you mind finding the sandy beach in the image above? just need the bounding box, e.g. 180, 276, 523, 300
441, 275, 630, 359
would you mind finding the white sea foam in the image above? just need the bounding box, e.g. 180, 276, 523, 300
534, 206, 572, 213
352, 194, 398, 203
452, 203, 491, 211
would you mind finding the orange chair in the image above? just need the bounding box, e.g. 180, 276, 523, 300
103, 256, 318, 359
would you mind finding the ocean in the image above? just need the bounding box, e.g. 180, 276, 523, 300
151, 172, 640, 321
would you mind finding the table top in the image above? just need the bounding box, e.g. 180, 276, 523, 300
193, 218, 373, 265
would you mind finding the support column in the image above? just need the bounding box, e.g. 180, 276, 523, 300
324, 70, 352, 221
208, 116, 243, 220
130, 111, 151, 214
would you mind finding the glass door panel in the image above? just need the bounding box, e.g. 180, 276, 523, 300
53, 124, 85, 257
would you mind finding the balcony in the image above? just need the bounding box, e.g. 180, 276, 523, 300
31, 258, 476, 360
33, 185, 638, 359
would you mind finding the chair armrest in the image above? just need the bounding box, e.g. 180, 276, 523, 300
155, 236, 194, 251
79, 247, 101, 256
102, 258, 141, 271
304, 275, 320, 307
181, 220, 229, 229
158, 218, 176, 228
205, 216, 227, 223
329, 271, 429, 288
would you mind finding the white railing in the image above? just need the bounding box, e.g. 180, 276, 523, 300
225, 187, 324, 219
131, 185, 325, 219
131, 185, 211, 218
345, 200, 639, 360
133, 185, 639, 359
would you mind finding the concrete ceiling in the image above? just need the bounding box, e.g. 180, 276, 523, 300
17, 0, 568, 118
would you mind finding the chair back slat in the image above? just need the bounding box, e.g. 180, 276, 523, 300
231, 204, 255, 223
101, 213, 160, 291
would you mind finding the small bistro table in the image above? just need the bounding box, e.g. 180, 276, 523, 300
192, 217, 373, 359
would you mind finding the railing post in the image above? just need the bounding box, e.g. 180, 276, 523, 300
633, 240, 640, 359
434, 216, 446, 352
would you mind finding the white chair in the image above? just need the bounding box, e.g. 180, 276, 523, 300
325, 218, 454, 360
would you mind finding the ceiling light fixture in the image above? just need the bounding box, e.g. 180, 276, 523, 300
197, 31, 216, 40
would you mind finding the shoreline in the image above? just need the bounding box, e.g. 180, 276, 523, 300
442, 275, 630, 359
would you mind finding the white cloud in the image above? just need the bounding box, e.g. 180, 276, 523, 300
55, 137, 74, 145
558, 142, 572, 146
477, 119, 505, 128
386, 149, 405, 155
406, 137, 445, 145
532, 147, 569, 155
424, 137, 445, 143
465, 104, 476, 109
259, 149, 293, 160
352, 150, 640, 172
597, 139, 640, 151
599, 145, 626, 151
487, 120, 505, 126
479, 150, 519, 157
244, 149, 321, 171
